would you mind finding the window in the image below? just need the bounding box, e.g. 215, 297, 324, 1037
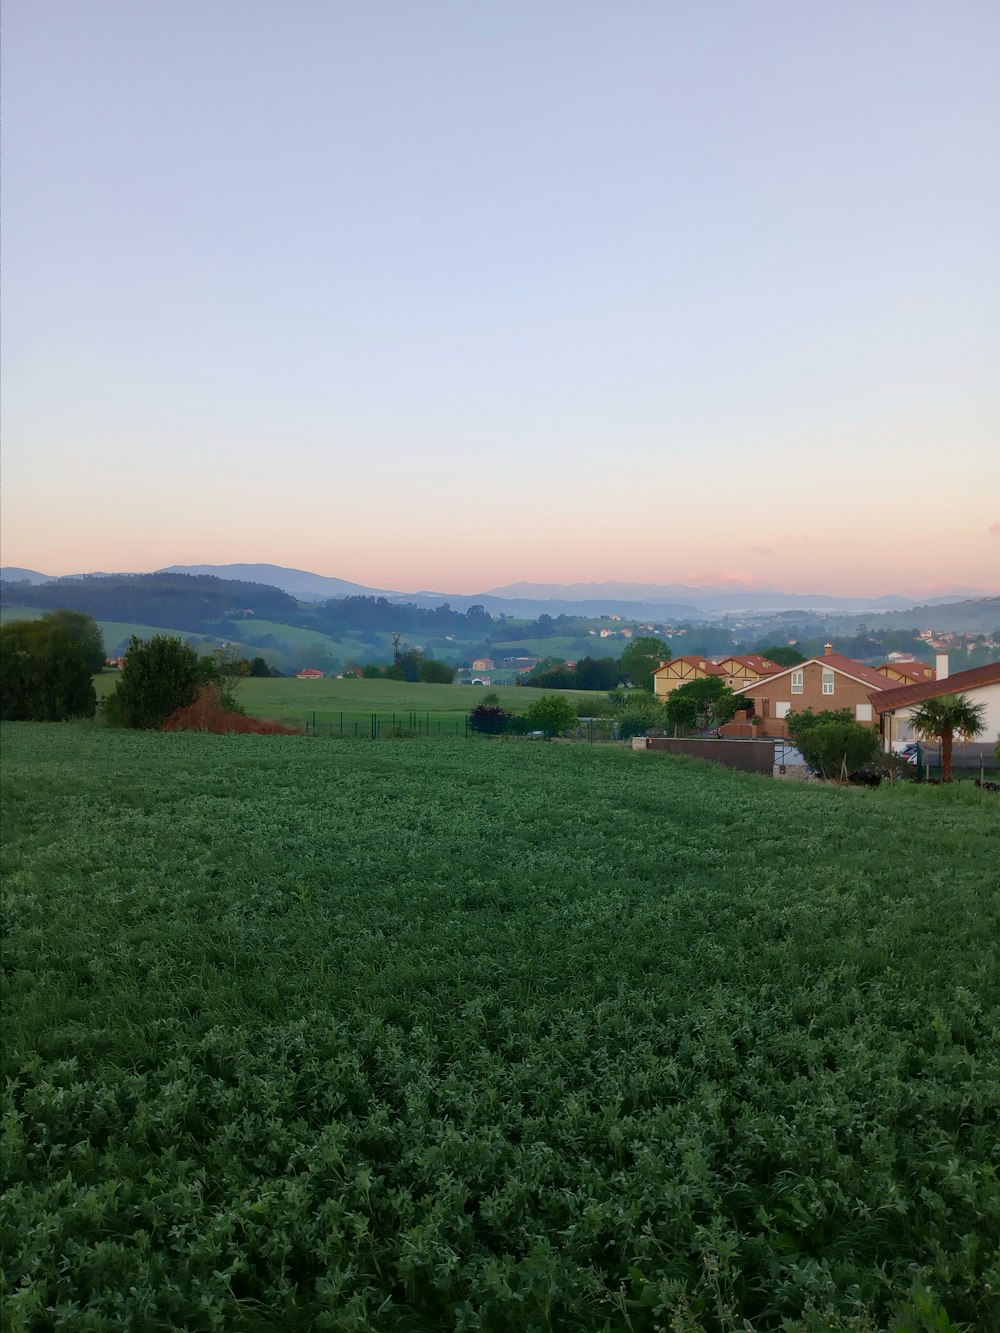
791, 670, 803, 694
776, 701, 791, 718
856, 703, 872, 722
822, 669, 834, 695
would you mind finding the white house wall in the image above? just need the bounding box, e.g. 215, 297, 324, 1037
889, 680, 1000, 747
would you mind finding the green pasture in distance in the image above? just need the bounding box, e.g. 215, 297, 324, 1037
2, 723, 997, 1330
236, 618, 379, 660
490, 634, 620, 658
93, 672, 573, 722
0, 606, 45, 624
235, 674, 567, 724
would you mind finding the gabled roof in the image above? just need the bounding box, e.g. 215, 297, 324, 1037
874, 661, 936, 682
716, 655, 782, 675
869, 661, 1000, 714
733, 653, 890, 696
653, 656, 726, 676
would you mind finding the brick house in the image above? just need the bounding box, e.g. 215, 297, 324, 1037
471, 658, 495, 671
732, 644, 890, 737
296, 668, 325, 680
869, 659, 1000, 751
652, 656, 726, 699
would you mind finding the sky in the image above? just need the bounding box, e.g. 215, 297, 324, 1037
2, 1, 998, 597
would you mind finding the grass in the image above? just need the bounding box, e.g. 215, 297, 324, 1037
2, 723, 998, 1331
92, 674, 580, 729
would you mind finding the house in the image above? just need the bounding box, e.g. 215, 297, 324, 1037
653, 656, 726, 699
874, 659, 937, 685
714, 655, 782, 691
733, 644, 890, 737
868, 659, 1000, 751
296, 668, 325, 680
471, 658, 495, 671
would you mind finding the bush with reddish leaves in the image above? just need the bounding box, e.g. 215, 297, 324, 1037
162, 684, 302, 735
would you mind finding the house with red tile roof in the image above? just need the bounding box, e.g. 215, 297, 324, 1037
873, 660, 936, 685
652, 656, 726, 699
732, 644, 890, 737
714, 655, 782, 690
869, 660, 1000, 751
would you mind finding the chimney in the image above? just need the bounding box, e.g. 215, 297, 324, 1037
823, 642, 834, 656
936, 653, 948, 680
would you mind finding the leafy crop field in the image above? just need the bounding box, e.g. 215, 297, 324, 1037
2, 725, 998, 1332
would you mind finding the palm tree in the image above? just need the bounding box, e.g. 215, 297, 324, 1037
907, 692, 987, 783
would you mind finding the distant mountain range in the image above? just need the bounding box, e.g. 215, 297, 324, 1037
1, 562, 991, 620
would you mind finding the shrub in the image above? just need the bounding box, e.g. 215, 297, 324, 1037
573, 694, 614, 719
468, 700, 513, 735
162, 684, 301, 734
794, 719, 880, 781
525, 694, 577, 738
615, 694, 668, 739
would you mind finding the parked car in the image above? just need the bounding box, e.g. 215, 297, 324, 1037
899, 743, 922, 765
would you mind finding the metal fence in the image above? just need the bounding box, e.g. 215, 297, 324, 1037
303, 712, 469, 739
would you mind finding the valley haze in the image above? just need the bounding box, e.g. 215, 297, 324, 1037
1, 562, 992, 621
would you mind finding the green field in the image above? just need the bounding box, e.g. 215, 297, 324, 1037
2, 725, 999, 1331
93, 674, 579, 732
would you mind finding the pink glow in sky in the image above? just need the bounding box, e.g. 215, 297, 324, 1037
2, 3, 998, 599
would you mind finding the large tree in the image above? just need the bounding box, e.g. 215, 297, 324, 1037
43, 609, 106, 673
0, 620, 97, 721
907, 693, 987, 783
619, 637, 671, 692
573, 656, 619, 691
418, 658, 456, 684
753, 644, 804, 668
664, 677, 739, 735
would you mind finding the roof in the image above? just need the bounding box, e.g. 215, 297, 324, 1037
869, 660, 1000, 714
717, 655, 782, 675
654, 656, 726, 676
874, 661, 936, 682
733, 653, 890, 696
